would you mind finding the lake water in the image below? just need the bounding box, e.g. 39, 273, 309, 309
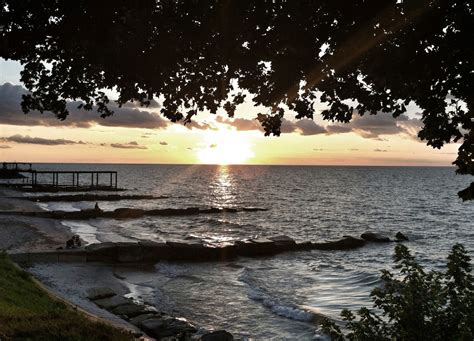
27, 164, 474, 339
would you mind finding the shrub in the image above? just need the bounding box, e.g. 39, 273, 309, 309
322, 244, 474, 340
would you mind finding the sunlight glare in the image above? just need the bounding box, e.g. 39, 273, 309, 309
197, 130, 254, 165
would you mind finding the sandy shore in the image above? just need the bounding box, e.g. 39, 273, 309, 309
0, 187, 71, 251
0, 186, 145, 335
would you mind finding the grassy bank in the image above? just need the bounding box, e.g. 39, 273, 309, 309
0, 253, 134, 340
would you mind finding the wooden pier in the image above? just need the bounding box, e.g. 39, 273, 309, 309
0, 162, 32, 179
30, 170, 118, 189
0, 162, 119, 191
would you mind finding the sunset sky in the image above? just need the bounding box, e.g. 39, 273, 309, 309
0, 59, 459, 166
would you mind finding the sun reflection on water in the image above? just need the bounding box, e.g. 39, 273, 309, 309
209, 165, 236, 207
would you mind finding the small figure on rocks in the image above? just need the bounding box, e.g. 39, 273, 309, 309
66, 238, 75, 249
72, 234, 82, 247
94, 202, 102, 212
66, 234, 82, 249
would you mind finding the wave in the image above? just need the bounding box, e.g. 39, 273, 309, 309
199, 217, 259, 229
238, 268, 322, 323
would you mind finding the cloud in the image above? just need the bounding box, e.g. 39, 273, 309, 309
1, 134, 80, 145
349, 148, 359, 151
313, 148, 324, 151
216, 116, 263, 131
159, 141, 168, 145
209, 143, 217, 148
217, 116, 326, 136
373, 148, 388, 152
293, 119, 326, 135
0, 145, 11, 149
0, 83, 169, 129
326, 113, 423, 140
110, 141, 147, 149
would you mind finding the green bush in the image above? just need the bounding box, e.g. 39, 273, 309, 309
322, 244, 474, 340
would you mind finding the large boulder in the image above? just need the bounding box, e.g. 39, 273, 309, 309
361, 232, 391, 243
268, 235, 297, 252
115, 242, 143, 263
139, 240, 170, 262
139, 316, 197, 339
86, 287, 116, 300
111, 208, 145, 219
86, 242, 118, 262
165, 240, 221, 261
312, 236, 367, 250
201, 330, 234, 341
111, 303, 150, 318
395, 231, 409, 241
235, 238, 276, 257
94, 295, 132, 310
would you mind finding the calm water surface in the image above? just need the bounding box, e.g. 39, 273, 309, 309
29, 164, 474, 339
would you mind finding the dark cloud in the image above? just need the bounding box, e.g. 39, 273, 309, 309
1, 134, 80, 145
209, 143, 217, 148
326, 125, 352, 134
216, 116, 263, 131
185, 120, 215, 130
0, 145, 11, 149
110, 141, 147, 149
349, 148, 359, 151
313, 148, 324, 151
217, 116, 326, 136
0, 83, 169, 129
159, 141, 168, 145
293, 119, 326, 135
373, 148, 388, 152
326, 113, 423, 140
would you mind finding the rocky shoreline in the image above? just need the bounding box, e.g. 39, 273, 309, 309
11, 232, 408, 264
2, 206, 269, 220
86, 287, 233, 340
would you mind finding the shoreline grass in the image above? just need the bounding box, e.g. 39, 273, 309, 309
0, 252, 134, 340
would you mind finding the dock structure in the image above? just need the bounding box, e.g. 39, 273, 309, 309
0, 162, 119, 190
30, 170, 118, 189
0, 162, 32, 179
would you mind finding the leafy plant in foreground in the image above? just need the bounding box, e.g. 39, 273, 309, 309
322, 244, 474, 340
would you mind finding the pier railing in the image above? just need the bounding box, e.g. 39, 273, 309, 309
1, 162, 119, 190
30, 170, 118, 189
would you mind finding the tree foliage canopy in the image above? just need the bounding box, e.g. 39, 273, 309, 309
1, 0, 473, 197
322, 243, 474, 340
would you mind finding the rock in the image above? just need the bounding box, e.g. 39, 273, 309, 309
268, 235, 297, 252
139, 316, 197, 338
201, 330, 234, 341
111, 303, 150, 318
395, 231, 409, 241
129, 313, 159, 326
86, 287, 116, 300
139, 240, 170, 262
115, 242, 143, 263
112, 208, 145, 218
166, 240, 221, 261
294, 241, 313, 250
360, 232, 391, 243
94, 295, 132, 310
312, 236, 367, 250
268, 235, 296, 245
85, 242, 118, 262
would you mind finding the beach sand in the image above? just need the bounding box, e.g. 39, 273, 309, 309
0, 187, 144, 335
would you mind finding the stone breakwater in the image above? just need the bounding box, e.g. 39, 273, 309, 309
86, 287, 234, 340
1, 206, 268, 220
13, 194, 170, 202
10, 232, 408, 264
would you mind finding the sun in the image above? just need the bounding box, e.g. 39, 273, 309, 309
197, 129, 254, 165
